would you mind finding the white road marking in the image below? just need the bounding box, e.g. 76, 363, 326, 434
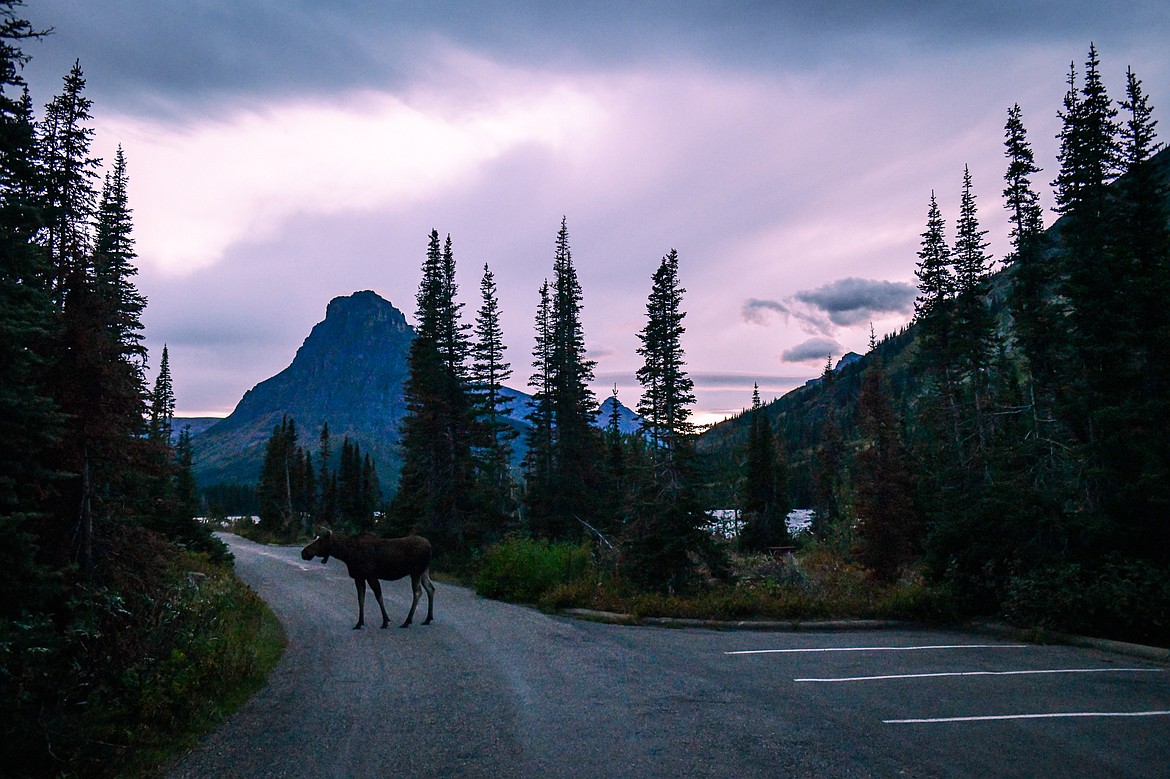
885, 710, 1170, 724
796, 667, 1165, 683
725, 644, 1029, 655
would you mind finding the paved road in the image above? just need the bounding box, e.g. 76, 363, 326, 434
170, 534, 1170, 778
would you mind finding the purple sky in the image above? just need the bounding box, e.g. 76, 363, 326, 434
21, 2, 1170, 423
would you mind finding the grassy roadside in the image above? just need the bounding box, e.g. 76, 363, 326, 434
133, 557, 286, 777
3, 525, 285, 779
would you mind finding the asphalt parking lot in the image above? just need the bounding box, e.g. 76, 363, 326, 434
718, 631, 1169, 777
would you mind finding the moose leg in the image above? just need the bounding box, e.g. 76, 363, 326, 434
421, 569, 435, 625
368, 578, 391, 629
402, 572, 422, 628
353, 578, 366, 630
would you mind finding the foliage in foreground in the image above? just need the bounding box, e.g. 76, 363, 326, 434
0, 525, 285, 779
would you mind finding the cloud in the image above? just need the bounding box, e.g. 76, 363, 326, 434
781, 337, 842, 363
28, 1, 1158, 116
742, 298, 788, 325
744, 279, 914, 335
95, 81, 604, 275
793, 277, 917, 327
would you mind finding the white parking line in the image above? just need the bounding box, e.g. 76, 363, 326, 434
725, 644, 1029, 655
885, 710, 1170, 724
796, 668, 1165, 683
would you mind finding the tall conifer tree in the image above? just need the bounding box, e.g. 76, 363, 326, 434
523, 279, 554, 516
525, 219, 602, 539
470, 262, 516, 533
626, 249, 722, 588
636, 249, 696, 458
1003, 104, 1059, 388
739, 385, 790, 551
38, 60, 99, 306
853, 363, 918, 581
0, 10, 56, 519
393, 230, 476, 549
148, 344, 175, 444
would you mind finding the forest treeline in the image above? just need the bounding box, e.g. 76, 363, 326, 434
702, 44, 1169, 643
0, 5, 278, 776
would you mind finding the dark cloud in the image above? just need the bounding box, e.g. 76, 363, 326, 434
742, 298, 788, 325
793, 278, 916, 327
782, 337, 843, 363
24, 1, 1162, 116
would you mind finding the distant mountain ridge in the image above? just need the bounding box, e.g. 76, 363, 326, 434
189, 290, 641, 488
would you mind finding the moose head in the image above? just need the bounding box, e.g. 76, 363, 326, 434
301, 529, 334, 564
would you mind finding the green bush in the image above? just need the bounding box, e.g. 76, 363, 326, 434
1003, 556, 1170, 646
0, 524, 285, 778
475, 537, 594, 603
533, 546, 961, 625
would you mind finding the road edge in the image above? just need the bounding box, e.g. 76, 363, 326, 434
560, 608, 1170, 664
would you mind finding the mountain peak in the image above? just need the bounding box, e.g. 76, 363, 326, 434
191, 291, 415, 486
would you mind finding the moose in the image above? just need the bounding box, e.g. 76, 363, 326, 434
300, 530, 435, 629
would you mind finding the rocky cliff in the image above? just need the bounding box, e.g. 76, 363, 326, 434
191, 290, 413, 486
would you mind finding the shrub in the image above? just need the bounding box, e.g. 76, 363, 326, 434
475, 537, 594, 603
1003, 556, 1170, 646
0, 524, 284, 778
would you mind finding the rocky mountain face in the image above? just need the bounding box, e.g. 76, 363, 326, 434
191, 290, 413, 487
189, 289, 643, 489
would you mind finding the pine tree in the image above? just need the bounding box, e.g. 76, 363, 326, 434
853, 363, 918, 582
174, 426, 199, 520
93, 145, 146, 360
1116, 66, 1169, 363
625, 247, 720, 588
393, 230, 476, 550
317, 422, 336, 528
1052, 45, 1123, 414
0, 14, 57, 519
913, 192, 953, 324
635, 249, 696, 458
470, 262, 516, 533
0, 2, 60, 614
1003, 103, 1059, 388
1000, 101, 1072, 522
258, 416, 299, 537
739, 385, 791, 552
437, 233, 471, 378
604, 385, 626, 489
148, 344, 175, 444
1003, 104, 1047, 262
38, 60, 100, 307
522, 278, 555, 527
951, 166, 993, 367
951, 166, 996, 471
38, 72, 150, 570
1102, 66, 1170, 557
952, 167, 992, 296
525, 218, 602, 539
